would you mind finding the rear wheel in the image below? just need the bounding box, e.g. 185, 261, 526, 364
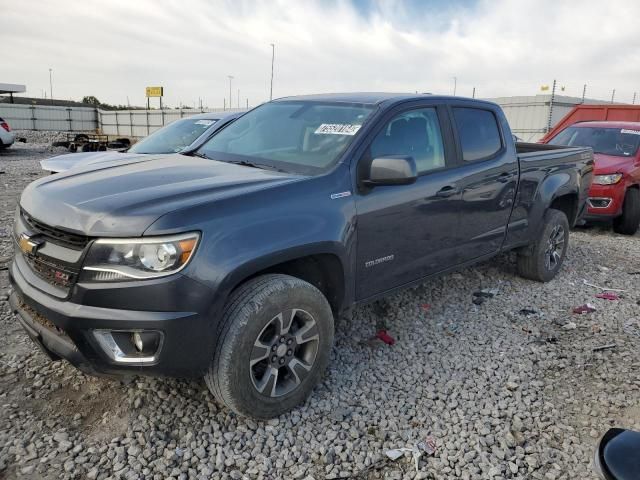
518, 208, 569, 282
613, 189, 640, 235
205, 274, 334, 419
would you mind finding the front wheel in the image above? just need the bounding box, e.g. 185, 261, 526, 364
205, 274, 334, 419
517, 208, 569, 282
613, 189, 640, 235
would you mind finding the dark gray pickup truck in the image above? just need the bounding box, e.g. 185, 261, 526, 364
10, 93, 594, 418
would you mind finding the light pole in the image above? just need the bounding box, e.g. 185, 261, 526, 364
453, 76, 457, 96
49, 68, 53, 102
270, 43, 275, 101
228, 75, 234, 109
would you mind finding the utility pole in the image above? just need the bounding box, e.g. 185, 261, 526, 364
48, 68, 53, 103
581, 84, 587, 104
453, 76, 457, 96
270, 43, 275, 101
472, 87, 476, 99
633, 92, 637, 105
227, 76, 234, 110
546, 79, 557, 133
611, 89, 616, 104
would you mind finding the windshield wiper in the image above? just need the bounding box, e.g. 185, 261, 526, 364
191, 151, 210, 159
224, 160, 286, 172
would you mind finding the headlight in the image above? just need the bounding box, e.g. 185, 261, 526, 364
80, 232, 199, 282
593, 173, 623, 185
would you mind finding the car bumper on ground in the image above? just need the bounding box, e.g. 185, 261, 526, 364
0, 130, 15, 148
584, 183, 625, 220
9, 256, 218, 378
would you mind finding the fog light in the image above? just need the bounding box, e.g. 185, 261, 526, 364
93, 330, 163, 364
588, 198, 612, 209
132, 332, 144, 352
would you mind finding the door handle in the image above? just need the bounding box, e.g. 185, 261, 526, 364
497, 172, 514, 183
435, 186, 458, 198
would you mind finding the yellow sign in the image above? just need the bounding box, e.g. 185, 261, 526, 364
540, 85, 549, 91
145, 86, 164, 97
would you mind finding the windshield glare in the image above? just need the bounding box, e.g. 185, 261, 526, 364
549, 126, 640, 157
197, 101, 375, 174
129, 117, 217, 154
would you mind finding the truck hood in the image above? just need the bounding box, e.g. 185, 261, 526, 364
21, 154, 299, 237
593, 153, 636, 175
40, 151, 146, 173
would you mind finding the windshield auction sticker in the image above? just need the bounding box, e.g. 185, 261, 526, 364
195, 120, 214, 126
621, 129, 640, 135
315, 124, 361, 135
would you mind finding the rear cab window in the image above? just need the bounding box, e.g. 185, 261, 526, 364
452, 107, 503, 161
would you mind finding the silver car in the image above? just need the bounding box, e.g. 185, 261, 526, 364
41, 111, 243, 173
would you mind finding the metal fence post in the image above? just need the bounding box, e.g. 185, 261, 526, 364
129, 109, 133, 136
146, 109, 150, 136
31, 105, 36, 130
546, 79, 557, 133
67, 108, 72, 131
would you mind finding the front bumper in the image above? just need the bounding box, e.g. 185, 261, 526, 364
9, 256, 218, 378
585, 183, 625, 220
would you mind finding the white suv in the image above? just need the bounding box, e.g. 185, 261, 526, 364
0, 117, 15, 149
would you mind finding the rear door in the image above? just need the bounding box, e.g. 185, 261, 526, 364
449, 105, 518, 261
353, 102, 462, 300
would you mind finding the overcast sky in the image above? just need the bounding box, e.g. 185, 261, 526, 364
3, 0, 640, 107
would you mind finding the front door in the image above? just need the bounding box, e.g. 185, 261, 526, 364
354, 104, 461, 300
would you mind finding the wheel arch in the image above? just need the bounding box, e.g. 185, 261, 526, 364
217, 244, 350, 317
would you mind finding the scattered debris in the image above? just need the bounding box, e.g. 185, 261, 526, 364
375, 330, 395, 345
563, 321, 577, 330
595, 292, 619, 301
628, 271, 640, 275
596, 265, 610, 273
421, 303, 431, 312
573, 303, 596, 314
385, 436, 437, 473
593, 343, 617, 352
583, 280, 626, 292
473, 288, 497, 298
519, 308, 538, 316
472, 296, 486, 306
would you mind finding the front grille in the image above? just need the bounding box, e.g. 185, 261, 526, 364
23, 254, 79, 289
21, 210, 89, 250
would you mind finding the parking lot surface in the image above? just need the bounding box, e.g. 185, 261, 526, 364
1, 142, 639, 480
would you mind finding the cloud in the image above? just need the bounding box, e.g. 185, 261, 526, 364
2, 0, 639, 107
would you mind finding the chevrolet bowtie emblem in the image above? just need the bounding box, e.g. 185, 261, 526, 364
18, 233, 43, 255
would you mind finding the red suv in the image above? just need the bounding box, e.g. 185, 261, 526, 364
546, 121, 640, 235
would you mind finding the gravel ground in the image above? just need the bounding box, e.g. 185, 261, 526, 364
1, 142, 640, 480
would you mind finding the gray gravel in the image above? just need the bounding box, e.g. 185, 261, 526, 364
1, 142, 640, 479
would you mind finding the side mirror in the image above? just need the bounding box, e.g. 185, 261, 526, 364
363, 156, 417, 187
594, 428, 640, 480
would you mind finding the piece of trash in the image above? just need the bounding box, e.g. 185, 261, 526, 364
593, 343, 617, 352
418, 435, 437, 456
376, 329, 395, 345
385, 449, 406, 461
472, 296, 486, 306
596, 292, 619, 301
385, 437, 436, 473
573, 303, 596, 314
519, 308, 538, 316
563, 321, 577, 330
628, 271, 640, 275
583, 280, 626, 293
421, 303, 431, 312
596, 265, 610, 273
473, 289, 497, 298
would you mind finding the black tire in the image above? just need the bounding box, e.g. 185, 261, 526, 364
69, 143, 77, 153
205, 274, 334, 419
74, 134, 89, 143
517, 209, 569, 282
81, 143, 93, 152
613, 189, 640, 235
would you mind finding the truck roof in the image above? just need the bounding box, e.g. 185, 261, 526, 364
573, 120, 640, 129
274, 92, 497, 107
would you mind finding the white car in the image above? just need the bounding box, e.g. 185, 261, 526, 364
0, 117, 15, 149
40, 111, 243, 173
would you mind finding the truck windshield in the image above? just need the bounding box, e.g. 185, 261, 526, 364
548, 126, 640, 157
196, 101, 375, 174
129, 117, 217, 154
